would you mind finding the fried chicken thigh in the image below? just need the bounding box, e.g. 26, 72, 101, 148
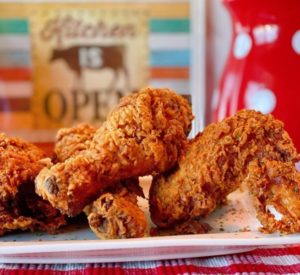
0, 133, 65, 236
35, 88, 192, 217
246, 159, 300, 234
149, 110, 299, 229
54, 124, 147, 239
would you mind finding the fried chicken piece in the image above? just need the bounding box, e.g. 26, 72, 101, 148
0, 133, 45, 203
55, 124, 96, 162
54, 124, 147, 239
85, 179, 147, 239
0, 206, 36, 236
0, 133, 66, 236
246, 159, 300, 234
0, 181, 66, 236
149, 110, 299, 229
36, 88, 193, 216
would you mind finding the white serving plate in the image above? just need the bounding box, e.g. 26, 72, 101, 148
1, 176, 300, 263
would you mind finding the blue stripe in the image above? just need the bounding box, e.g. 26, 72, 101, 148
0, 50, 30, 68
150, 50, 190, 67
150, 19, 190, 33
0, 19, 28, 34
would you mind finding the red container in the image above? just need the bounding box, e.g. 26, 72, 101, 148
213, 0, 300, 151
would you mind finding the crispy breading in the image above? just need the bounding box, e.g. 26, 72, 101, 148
0, 182, 66, 236
84, 181, 146, 239
55, 124, 96, 162
0, 206, 36, 236
35, 88, 193, 216
55, 123, 145, 198
149, 110, 299, 229
54, 123, 146, 239
246, 159, 300, 234
0, 134, 66, 236
0, 133, 46, 203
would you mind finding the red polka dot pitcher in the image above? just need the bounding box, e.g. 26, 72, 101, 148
213, 0, 300, 151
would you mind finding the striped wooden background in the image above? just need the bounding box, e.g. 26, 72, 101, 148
0, 2, 190, 137
0, 18, 33, 129
149, 18, 190, 95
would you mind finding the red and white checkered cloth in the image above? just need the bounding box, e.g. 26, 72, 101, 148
1, 246, 300, 274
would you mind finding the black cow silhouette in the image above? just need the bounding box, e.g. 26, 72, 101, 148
50, 45, 129, 90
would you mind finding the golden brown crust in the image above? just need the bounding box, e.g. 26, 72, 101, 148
55, 124, 96, 162
54, 124, 146, 239
0, 204, 36, 236
0, 184, 66, 236
246, 159, 300, 234
85, 184, 147, 239
0, 133, 46, 203
36, 88, 193, 216
0, 134, 66, 236
149, 110, 299, 228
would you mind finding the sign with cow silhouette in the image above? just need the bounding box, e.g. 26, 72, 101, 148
50, 45, 129, 90
31, 9, 148, 129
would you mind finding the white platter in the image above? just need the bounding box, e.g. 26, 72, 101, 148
1, 176, 300, 263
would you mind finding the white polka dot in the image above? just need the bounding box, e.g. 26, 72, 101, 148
245, 88, 276, 114
233, 32, 252, 59
292, 30, 300, 54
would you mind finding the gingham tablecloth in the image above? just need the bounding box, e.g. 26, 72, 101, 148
1, 246, 300, 274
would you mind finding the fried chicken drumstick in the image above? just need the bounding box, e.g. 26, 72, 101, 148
0, 133, 65, 236
149, 110, 299, 231
84, 179, 147, 239
55, 124, 147, 239
36, 88, 193, 217
246, 159, 300, 234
